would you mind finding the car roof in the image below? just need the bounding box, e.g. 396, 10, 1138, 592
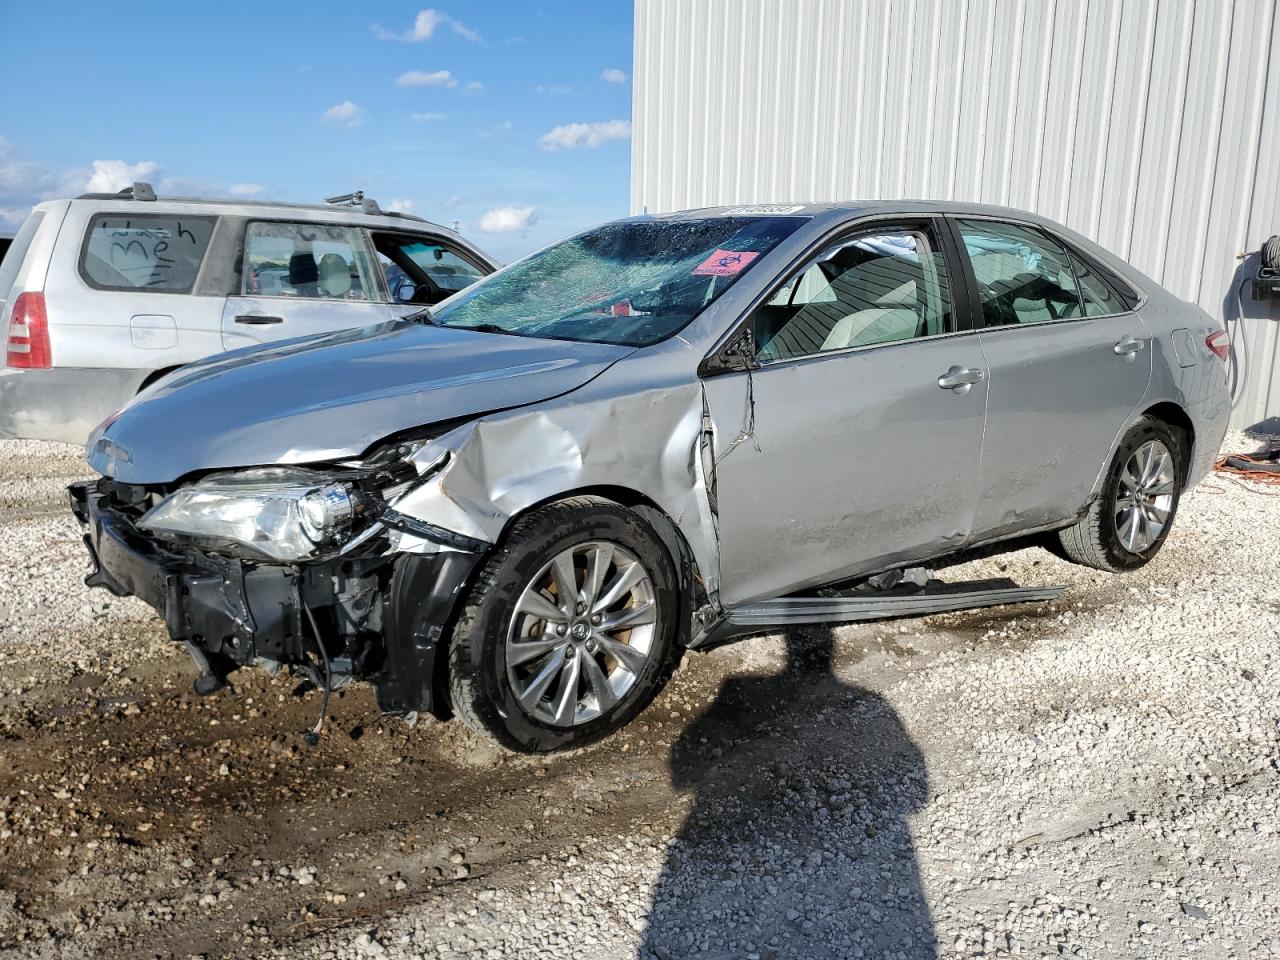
621, 198, 1153, 297
634, 199, 1074, 225
61, 189, 458, 236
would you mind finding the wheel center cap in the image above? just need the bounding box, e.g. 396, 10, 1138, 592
571, 622, 590, 641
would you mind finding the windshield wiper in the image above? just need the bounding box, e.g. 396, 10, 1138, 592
403, 307, 436, 325
453, 323, 511, 335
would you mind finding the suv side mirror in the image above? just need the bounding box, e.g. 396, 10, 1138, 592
395, 280, 418, 303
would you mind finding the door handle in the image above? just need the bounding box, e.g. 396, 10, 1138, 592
937, 365, 985, 392
1113, 335, 1145, 357
234, 314, 284, 325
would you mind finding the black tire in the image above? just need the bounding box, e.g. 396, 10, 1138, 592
447, 496, 681, 753
1056, 416, 1184, 572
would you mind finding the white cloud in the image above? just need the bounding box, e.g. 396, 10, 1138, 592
83, 159, 161, 194
464, 80, 485, 93
322, 100, 363, 127
411, 111, 445, 122
538, 119, 631, 151
0, 138, 57, 227
386, 197, 414, 214
477, 204, 537, 233
373, 9, 479, 43
404, 9, 445, 40
397, 69, 457, 88
601, 67, 627, 85
0, 138, 40, 192
229, 183, 265, 197
535, 83, 572, 96
0, 139, 219, 229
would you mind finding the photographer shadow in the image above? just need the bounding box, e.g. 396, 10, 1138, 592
640, 625, 938, 959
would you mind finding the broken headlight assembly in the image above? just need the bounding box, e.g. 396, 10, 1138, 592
137, 467, 377, 562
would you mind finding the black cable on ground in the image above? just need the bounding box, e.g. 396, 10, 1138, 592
1229, 277, 1250, 411
302, 604, 332, 746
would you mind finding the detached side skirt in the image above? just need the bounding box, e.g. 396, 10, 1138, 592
695, 577, 1067, 649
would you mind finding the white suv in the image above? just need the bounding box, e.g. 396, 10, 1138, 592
0, 185, 497, 443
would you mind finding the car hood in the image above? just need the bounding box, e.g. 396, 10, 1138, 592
87, 321, 633, 484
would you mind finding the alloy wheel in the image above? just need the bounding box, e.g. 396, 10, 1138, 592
505, 541, 658, 727
1114, 439, 1176, 554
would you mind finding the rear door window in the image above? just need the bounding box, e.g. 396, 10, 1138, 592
80, 213, 215, 292
1068, 251, 1125, 317
370, 232, 487, 305
242, 221, 377, 301
0, 211, 44, 299
954, 219, 1086, 326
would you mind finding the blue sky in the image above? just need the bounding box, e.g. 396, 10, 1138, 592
0, 2, 635, 260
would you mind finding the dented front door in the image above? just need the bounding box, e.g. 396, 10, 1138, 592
703, 335, 989, 608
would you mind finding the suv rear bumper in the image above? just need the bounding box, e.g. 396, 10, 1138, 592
0, 366, 149, 444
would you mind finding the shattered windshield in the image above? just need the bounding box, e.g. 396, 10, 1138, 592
429, 216, 807, 346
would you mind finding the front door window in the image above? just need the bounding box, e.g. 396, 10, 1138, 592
371, 233, 487, 306
754, 225, 954, 361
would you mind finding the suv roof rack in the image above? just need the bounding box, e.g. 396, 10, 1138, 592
324, 190, 382, 215
71, 184, 432, 224
78, 181, 157, 202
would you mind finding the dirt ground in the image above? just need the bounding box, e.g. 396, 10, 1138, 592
1, 436, 1279, 960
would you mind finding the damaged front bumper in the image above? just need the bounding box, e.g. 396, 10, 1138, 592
69, 480, 481, 718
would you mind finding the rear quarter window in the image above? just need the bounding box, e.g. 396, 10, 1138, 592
80, 213, 216, 293
0, 211, 46, 299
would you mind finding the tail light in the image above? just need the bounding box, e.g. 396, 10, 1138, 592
6, 292, 52, 369
1205, 329, 1230, 361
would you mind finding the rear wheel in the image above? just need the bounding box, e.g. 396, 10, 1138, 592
447, 497, 680, 753
1056, 417, 1183, 572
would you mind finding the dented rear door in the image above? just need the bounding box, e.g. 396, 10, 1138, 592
951, 217, 1154, 540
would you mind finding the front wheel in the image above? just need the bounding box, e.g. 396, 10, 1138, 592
447, 497, 681, 753
1056, 416, 1184, 572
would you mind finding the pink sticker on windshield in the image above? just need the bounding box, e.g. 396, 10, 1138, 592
692, 249, 759, 276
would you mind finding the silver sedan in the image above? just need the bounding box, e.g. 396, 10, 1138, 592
74, 201, 1231, 752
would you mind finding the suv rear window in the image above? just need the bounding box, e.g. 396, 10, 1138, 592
80, 214, 216, 293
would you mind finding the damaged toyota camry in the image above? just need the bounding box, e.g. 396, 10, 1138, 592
72, 201, 1231, 752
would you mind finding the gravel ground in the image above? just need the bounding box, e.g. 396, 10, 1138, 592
1, 433, 1279, 959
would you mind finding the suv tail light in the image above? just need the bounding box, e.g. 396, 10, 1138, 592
1205, 329, 1230, 361
6, 292, 52, 369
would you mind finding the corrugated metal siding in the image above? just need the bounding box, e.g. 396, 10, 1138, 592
631, 0, 1280, 428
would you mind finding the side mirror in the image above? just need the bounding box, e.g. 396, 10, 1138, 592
395, 279, 418, 303
698, 327, 760, 377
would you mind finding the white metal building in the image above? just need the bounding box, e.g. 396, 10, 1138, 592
631, 0, 1280, 427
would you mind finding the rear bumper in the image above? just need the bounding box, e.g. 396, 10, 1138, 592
70, 480, 481, 716
0, 366, 149, 444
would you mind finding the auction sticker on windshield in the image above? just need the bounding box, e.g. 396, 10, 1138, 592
692, 249, 760, 276
722, 204, 806, 216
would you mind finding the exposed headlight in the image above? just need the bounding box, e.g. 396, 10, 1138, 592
139, 468, 370, 562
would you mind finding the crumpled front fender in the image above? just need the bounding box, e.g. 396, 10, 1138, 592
388, 366, 722, 600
